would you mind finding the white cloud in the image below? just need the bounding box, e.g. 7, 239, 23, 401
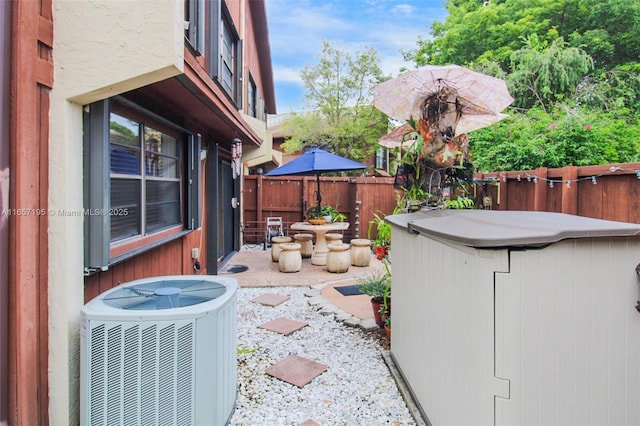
392, 4, 416, 14
272, 66, 304, 85
266, 0, 447, 112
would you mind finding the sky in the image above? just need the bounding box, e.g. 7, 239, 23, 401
265, 0, 448, 114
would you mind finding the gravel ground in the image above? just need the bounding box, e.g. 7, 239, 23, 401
229, 286, 416, 426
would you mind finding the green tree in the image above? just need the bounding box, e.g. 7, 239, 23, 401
508, 34, 593, 110
406, 0, 638, 72
281, 41, 389, 163
582, 0, 640, 67
574, 63, 640, 111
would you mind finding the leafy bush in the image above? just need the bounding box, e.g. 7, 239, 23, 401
470, 105, 640, 172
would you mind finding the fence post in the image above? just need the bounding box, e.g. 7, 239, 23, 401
496, 172, 508, 210
257, 175, 264, 227
533, 167, 548, 211
560, 165, 578, 215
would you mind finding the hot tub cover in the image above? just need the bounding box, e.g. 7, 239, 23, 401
386, 210, 640, 248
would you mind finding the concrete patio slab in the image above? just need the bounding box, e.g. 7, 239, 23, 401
250, 293, 291, 307
258, 317, 308, 335
265, 354, 328, 388
321, 282, 374, 320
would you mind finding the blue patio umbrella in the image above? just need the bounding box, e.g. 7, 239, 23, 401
265, 148, 368, 213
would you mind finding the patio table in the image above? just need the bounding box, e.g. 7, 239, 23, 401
290, 221, 349, 266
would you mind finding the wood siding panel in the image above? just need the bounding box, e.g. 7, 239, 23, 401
124, 260, 136, 283
84, 234, 201, 298
36, 87, 50, 426
84, 275, 100, 304
9, 0, 52, 422
110, 262, 125, 288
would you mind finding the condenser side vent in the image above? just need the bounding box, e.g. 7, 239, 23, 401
87, 320, 196, 426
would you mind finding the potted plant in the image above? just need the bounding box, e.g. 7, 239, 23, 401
320, 205, 346, 223
305, 206, 326, 225
368, 210, 391, 260
306, 205, 346, 224
356, 260, 391, 328
378, 263, 392, 326
403, 183, 430, 211
383, 315, 391, 340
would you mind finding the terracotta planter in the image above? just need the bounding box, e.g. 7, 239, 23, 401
384, 324, 391, 341
372, 295, 391, 328
371, 298, 384, 328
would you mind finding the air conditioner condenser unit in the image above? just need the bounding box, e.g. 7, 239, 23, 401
80, 275, 238, 426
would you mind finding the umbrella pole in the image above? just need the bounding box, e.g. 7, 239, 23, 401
316, 174, 322, 214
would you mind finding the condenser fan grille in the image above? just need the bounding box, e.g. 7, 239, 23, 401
102, 279, 227, 310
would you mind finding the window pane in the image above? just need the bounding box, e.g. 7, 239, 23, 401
107, 111, 183, 243
222, 65, 232, 94
110, 178, 141, 240
146, 180, 181, 232
110, 114, 139, 147
110, 113, 141, 175
145, 129, 178, 177
146, 155, 178, 178
111, 145, 141, 175
375, 147, 387, 170
221, 19, 234, 95
249, 79, 257, 117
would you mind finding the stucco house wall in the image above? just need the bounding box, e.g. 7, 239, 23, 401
50, 1, 185, 423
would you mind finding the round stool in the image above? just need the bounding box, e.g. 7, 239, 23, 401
293, 233, 314, 258
326, 243, 350, 273
270, 236, 292, 262
325, 233, 343, 244
350, 238, 372, 267
278, 243, 302, 273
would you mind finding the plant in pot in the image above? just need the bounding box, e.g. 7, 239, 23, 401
320, 205, 346, 223
383, 315, 391, 340
306, 205, 346, 224
403, 183, 430, 211
368, 210, 391, 260
306, 206, 326, 225
356, 259, 391, 328
378, 265, 391, 327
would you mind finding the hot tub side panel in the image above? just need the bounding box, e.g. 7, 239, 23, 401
390, 227, 509, 425
495, 237, 640, 425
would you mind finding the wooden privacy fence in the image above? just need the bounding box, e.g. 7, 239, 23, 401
475, 163, 640, 223
242, 162, 640, 246
241, 175, 397, 245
